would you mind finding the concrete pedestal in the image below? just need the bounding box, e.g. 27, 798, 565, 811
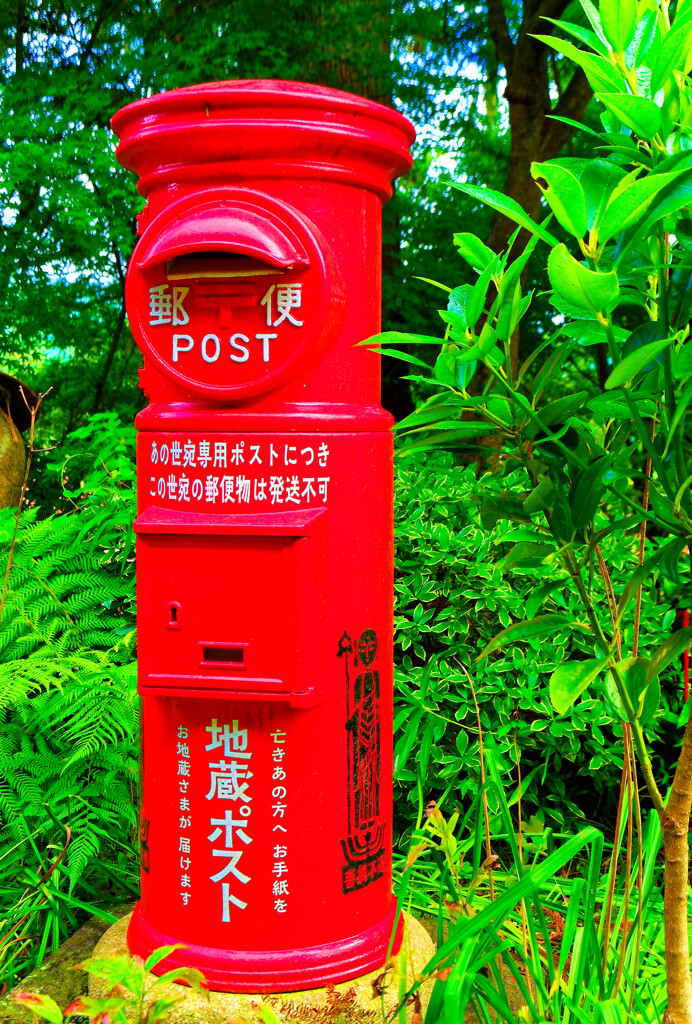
89, 912, 435, 1023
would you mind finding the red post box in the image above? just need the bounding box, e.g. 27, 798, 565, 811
111, 80, 414, 992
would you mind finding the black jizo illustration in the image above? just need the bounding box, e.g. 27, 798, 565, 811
337, 628, 385, 894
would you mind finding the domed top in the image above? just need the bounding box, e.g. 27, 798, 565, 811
111, 79, 415, 201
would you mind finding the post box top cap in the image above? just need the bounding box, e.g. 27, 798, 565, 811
112, 79, 415, 201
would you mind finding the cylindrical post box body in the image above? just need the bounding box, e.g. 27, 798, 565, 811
112, 80, 414, 992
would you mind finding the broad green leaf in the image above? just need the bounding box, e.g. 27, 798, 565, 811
674, 340, 692, 379
599, 170, 688, 242
579, 0, 612, 51
453, 233, 496, 271
498, 541, 555, 569
616, 168, 692, 264
522, 476, 555, 514
449, 181, 559, 246
547, 244, 619, 313
480, 495, 533, 529
650, 20, 692, 95
542, 17, 610, 56
600, 0, 638, 52
580, 159, 629, 232
598, 93, 662, 139
588, 390, 657, 422
541, 390, 590, 426
552, 476, 575, 541
570, 454, 612, 529
531, 160, 588, 238
606, 658, 659, 723
448, 283, 473, 321
605, 337, 675, 389
476, 614, 577, 661
550, 659, 608, 715
434, 349, 457, 386
533, 35, 628, 93
645, 627, 692, 684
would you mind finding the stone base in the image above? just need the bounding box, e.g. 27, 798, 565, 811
90, 912, 435, 1023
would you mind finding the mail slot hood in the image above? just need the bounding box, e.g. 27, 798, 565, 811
135, 200, 310, 276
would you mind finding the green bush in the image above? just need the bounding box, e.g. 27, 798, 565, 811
393, 451, 682, 834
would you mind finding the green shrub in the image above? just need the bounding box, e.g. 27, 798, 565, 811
393, 452, 681, 834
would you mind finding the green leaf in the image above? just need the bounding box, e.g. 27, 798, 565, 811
449, 181, 559, 246
476, 614, 577, 661
606, 658, 660, 723
144, 945, 186, 972
12, 993, 63, 1024
599, 170, 688, 242
547, 244, 619, 313
467, 259, 500, 328
372, 347, 432, 368
359, 331, 446, 347
598, 93, 662, 139
550, 659, 608, 715
531, 160, 588, 238
600, 0, 638, 52
541, 390, 590, 426
155, 967, 210, 995
616, 540, 686, 624
605, 337, 675, 389
580, 159, 629, 233
456, 323, 497, 364
522, 476, 555, 514
542, 17, 610, 57
663, 379, 692, 455
453, 233, 496, 271
650, 20, 692, 96
498, 541, 555, 569
645, 628, 692, 684
525, 579, 567, 620
570, 455, 612, 529
533, 34, 628, 93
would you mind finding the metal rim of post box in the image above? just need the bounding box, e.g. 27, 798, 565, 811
111, 80, 415, 202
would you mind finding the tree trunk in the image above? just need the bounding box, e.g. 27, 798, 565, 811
662, 711, 692, 1023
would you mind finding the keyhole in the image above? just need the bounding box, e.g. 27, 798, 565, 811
168, 602, 181, 629
170, 605, 177, 623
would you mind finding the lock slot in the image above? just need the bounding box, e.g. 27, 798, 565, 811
166, 252, 289, 280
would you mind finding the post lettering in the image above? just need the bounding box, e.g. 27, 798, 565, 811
201, 334, 221, 363
172, 334, 194, 362
230, 334, 250, 363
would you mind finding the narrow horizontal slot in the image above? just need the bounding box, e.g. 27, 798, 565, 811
167, 253, 289, 280
202, 645, 245, 664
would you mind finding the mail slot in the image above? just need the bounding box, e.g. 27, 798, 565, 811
112, 80, 414, 992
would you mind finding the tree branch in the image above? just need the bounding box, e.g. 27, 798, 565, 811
487, 0, 515, 71
540, 67, 593, 159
